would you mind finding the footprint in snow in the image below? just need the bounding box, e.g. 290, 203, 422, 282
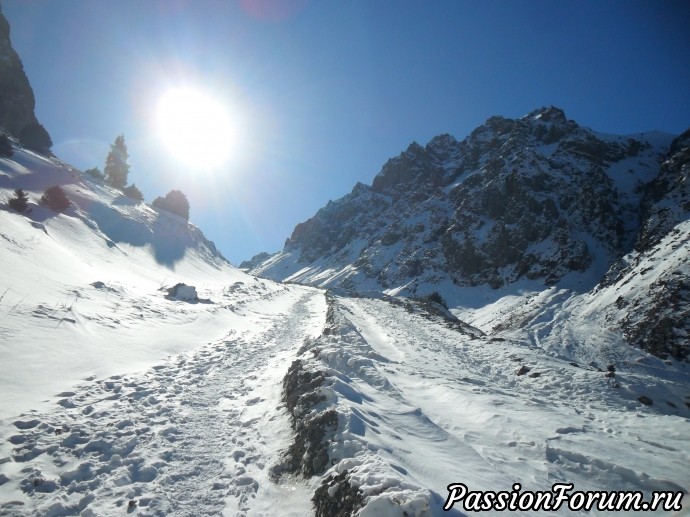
13, 419, 41, 430
555, 426, 585, 434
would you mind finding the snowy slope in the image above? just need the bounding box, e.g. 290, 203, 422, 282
277, 294, 689, 516
466, 219, 690, 366
0, 285, 328, 516
0, 145, 329, 514
0, 147, 244, 417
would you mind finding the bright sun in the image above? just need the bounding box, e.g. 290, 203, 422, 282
156, 88, 237, 169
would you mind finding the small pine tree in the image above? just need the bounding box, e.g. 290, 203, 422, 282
8, 188, 29, 212
84, 167, 104, 180
0, 132, 13, 157
41, 185, 70, 211
425, 291, 448, 309
123, 183, 144, 202
104, 134, 130, 189
19, 122, 52, 154
152, 189, 190, 220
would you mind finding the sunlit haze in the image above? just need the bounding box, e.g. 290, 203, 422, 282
156, 88, 238, 170
3, 0, 689, 263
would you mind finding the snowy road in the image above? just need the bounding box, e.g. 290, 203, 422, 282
0, 287, 327, 516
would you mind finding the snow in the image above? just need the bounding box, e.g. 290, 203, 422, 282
289, 294, 689, 515
535, 142, 559, 157
0, 199, 244, 418
1, 146, 689, 515
0, 284, 327, 516
1, 150, 330, 514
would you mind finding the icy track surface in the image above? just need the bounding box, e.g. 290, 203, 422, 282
0, 287, 327, 516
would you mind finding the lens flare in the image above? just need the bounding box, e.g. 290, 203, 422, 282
156, 88, 236, 169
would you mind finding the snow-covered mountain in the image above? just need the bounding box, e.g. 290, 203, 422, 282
0, 3, 688, 512
249, 107, 672, 290
247, 108, 690, 363
0, 146, 235, 415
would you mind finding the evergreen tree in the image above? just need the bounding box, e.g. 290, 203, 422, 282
152, 189, 190, 220
19, 123, 52, 154
8, 188, 28, 212
41, 185, 70, 211
123, 183, 144, 202
84, 166, 104, 180
104, 134, 129, 189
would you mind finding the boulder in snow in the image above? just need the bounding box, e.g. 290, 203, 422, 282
166, 283, 198, 302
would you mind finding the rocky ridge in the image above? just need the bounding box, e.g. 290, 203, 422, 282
0, 4, 43, 139
251, 107, 675, 290
249, 107, 690, 361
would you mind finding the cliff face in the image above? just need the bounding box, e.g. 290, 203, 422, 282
599, 130, 690, 361
636, 129, 690, 252
0, 4, 40, 137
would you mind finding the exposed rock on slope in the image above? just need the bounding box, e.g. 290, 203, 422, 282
251, 107, 672, 293
239, 251, 276, 270
599, 133, 690, 361
637, 128, 690, 253
0, 5, 44, 139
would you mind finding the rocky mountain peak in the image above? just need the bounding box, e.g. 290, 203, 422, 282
371, 141, 439, 194
0, 3, 7, 32
526, 105, 568, 124
250, 108, 677, 295
669, 127, 690, 155
0, 6, 43, 138
426, 133, 457, 149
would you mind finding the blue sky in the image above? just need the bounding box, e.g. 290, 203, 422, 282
3, 0, 690, 263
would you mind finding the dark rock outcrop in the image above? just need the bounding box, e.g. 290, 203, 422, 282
637, 128, 690, 253
280, 360, 338, 477
313, 470, 364, 517
0, 5, 45, 140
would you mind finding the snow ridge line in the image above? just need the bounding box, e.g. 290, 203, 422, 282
277, 292, 451, 516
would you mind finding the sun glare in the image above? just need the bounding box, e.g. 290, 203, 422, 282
156, 88, 237, 169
